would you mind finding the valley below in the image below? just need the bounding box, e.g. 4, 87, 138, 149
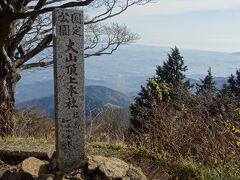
16, 44, 240, 116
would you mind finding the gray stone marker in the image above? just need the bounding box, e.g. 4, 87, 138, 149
53, 8, 85, 172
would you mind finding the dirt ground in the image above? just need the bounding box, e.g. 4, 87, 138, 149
0, 139, 171, 179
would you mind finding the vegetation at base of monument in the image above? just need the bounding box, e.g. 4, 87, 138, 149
0, 0, 153, 136
0, 108, 53, 139
87, 106, 129, 143
1, 106, 239, 179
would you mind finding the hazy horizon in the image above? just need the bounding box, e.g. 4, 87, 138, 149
101, 0, 240, 52
20, 44, 240, 85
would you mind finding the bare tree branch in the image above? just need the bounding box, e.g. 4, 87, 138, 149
9, 0, 49, 55
15, 34, 52, 68
85, 22, 139, 58
0, 0, 154, 108
85, 0, 154, 24
11, 0, 95, 19
0, 45, 13, 69
0, 0, 153, 72
22, 60, 53, 70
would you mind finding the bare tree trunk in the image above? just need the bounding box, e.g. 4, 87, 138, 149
0, 74, 13, 136
0, 70, 20, 136
0, 16, 20, 136
0, 77, 9, 102
0, 26, 12, 135
0, 54, 18, 136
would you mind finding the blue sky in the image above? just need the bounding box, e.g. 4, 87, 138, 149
110, 0, 240, 52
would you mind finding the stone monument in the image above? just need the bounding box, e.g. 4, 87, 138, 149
53, 8, 85, 172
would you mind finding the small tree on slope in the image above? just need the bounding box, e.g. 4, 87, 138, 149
130, 47, 190, 133
196, 67, 216, 95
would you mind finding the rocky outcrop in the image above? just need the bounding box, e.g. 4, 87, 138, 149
87, 155, 147, 180
0, 141, 54, 165
0, 155, 147, 180
21, 157, 48, 177
0, 157, 51, 180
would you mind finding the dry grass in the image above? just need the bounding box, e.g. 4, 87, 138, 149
129, 104, 240, 168
0, 107, 55, 143
86, 107, 128, 144
12, 109, 54, 139
0, 100, 239, 179
0, 104, 239, 179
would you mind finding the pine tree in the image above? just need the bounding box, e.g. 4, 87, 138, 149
155, 46, 188, 86
130, 47, 189, 133
219, 84, 232, 97
196, 68, 216, 94
155, 46, 192, 104
226, 69, 240, 96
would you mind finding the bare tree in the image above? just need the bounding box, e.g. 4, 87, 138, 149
0, 0, 153, 135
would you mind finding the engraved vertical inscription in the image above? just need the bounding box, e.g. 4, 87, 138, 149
53, 9, 84, 172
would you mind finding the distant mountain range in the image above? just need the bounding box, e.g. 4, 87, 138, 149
17, 44, 239, 99
17, 76, 228, 118
16, 76, 228, 104
15, 44, 239, 115
232, 52, 240, 56
17, 85, 132, 117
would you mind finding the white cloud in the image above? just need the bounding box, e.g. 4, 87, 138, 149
122, 0, 240, 16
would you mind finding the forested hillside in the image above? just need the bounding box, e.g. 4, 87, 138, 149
17, 85, 131, 117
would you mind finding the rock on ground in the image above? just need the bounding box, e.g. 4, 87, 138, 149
0, 155, 147, 180
0, 140, 54, 165
87, 155, 147, 180
20, 157, 48, 177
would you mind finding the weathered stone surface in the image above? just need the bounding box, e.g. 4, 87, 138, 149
71, 173, 83, 180
127, 165, 147, 180
0, 139, 54, 164
88, 155, 128, 178
20, 157, 48, 177
87, 156, 147, 180
0, 166, 8, 178
53, 8, 85, 172
46, 177, 54, 180
87, 155, 103, 174
59, 174, 83, 180
58, 167, 84, 180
